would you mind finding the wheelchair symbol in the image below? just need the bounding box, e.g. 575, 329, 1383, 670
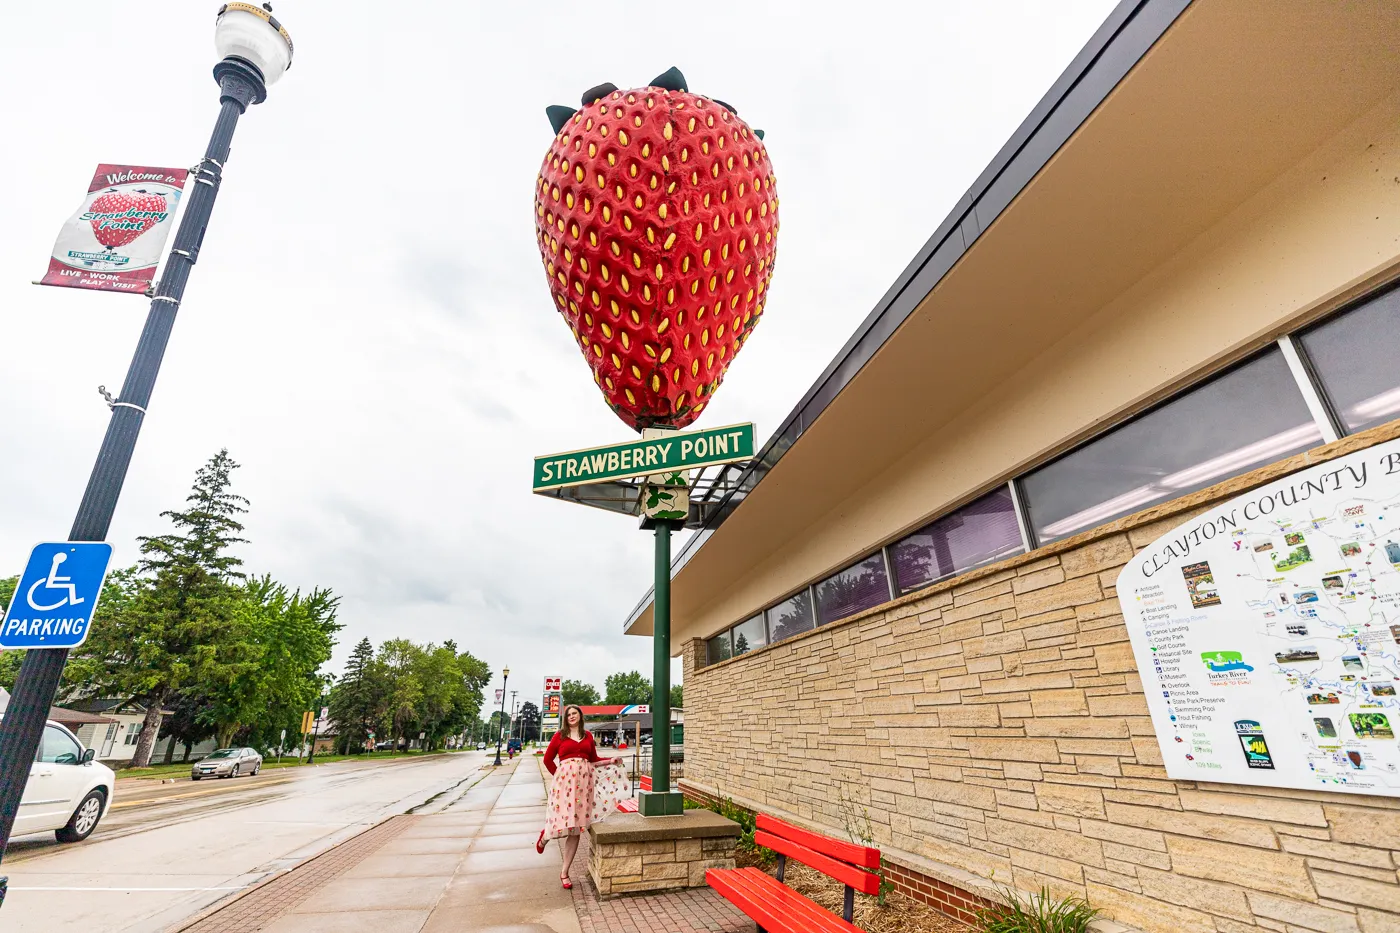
26, 552, 84, 612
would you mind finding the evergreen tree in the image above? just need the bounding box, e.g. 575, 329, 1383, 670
517, 701, 542, 741
81, 450, 251, 766
329, 637, 385, 753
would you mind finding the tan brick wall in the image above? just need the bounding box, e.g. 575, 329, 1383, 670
682, 424, 1400, 933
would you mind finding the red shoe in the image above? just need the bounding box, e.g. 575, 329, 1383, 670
535, 830, 546, 854
561, 876, 572, 890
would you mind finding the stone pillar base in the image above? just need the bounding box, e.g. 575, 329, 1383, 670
589, 810, 740, 897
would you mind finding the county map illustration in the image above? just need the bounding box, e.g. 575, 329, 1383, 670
1119, 440, 1400, 797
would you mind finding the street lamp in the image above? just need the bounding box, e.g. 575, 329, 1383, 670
306, 673, 333, 765
0, 2, 294, 870
492, 667, 510, 766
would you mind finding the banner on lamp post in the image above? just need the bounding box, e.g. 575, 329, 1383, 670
37, 164, 189, 295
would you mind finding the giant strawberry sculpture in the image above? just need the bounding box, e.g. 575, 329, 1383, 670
535, 67, 778, 431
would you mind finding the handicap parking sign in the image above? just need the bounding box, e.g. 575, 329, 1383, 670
1, 542, 113, 649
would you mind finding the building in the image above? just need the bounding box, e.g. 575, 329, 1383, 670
623, 2, 1400, 929
63, 699, 217, 765
48, 706, 118, 750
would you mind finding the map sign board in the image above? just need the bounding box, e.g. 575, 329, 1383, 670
532, 423, 754, 491
1117, 437, 1400, 797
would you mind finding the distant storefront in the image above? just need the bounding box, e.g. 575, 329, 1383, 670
624, 2, 1400, 930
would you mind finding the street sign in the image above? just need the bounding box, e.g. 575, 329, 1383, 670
0, 542, 113, 649
533, 422, 755, 491
301, 710, 314, 734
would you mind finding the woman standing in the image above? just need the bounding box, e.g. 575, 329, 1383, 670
536, 704, 626, 888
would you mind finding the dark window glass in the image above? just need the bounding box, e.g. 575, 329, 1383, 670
889, 487, 1023, 593
706, 631, 732, 665
1299, 287, 1400, 434
767, 590, 815, 642
814, 554, 891, 626
1021, 349, 1321, 543
731, 615, 767, 656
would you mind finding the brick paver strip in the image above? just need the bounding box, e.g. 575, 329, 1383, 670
167, 814, 419, 933
569, 822, 752, 933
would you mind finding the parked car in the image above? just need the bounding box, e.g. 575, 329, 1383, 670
475, 742, 487, 750
190, 747, 263, 780
15, 721, 114, 843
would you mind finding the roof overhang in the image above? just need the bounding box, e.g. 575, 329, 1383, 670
626, 0, 1400, 642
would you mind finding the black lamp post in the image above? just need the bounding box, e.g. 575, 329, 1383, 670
492, 667, 510, 766
0, 2, 293, 872
305, 673, 333, 765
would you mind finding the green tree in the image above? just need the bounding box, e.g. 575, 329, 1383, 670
487, 710, 511, 746
378, 638, 425, 749
604, 670, 652, 705
517, 700, 542, 741
215, 577, 341, 749
670, 684, 683, 709
157, 690, 215, 764
561, 679, 600, 707
77, 451, 252, 767
0, 575, 20, 691
330, 637, 387, 753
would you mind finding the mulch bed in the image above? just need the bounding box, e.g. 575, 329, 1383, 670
736, 849, 973, 933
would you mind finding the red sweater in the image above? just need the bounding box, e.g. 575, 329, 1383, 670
544, 730, 605, 775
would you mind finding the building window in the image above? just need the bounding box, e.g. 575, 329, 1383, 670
1020, 349, 1322, 544
814, 554, 891, 626
888, 487, 1023, 594
1298, 286, 1400, 435
706, 631, 732, 665
767, 589, 815, 643
731, 614, 767, 656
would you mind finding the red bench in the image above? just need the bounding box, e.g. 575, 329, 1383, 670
707, 813, 881, 932
614, 773, 651, 812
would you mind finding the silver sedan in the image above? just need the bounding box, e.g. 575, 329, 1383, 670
190, 747, 263, 780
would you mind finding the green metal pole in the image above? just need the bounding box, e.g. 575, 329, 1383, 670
638, 520, 683, 816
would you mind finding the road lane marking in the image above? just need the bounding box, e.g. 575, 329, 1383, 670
111, 778, 299, 809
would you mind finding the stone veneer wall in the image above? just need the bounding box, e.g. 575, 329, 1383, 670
680, 423, 1400, 933
590, 832, 737, 896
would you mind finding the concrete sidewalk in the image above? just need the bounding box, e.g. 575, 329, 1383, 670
173, 753, 752, 933
181, 756, 580, 933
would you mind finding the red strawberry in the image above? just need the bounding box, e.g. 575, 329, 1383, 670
535, 68, 779, 431
88, 189, 169, 249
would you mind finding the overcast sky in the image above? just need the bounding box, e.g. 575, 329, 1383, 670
0, 1, 1119, 708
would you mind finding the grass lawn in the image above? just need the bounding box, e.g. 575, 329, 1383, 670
115, 748, 461, 781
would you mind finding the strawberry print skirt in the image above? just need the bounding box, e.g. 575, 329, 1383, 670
544, 758, 627, 841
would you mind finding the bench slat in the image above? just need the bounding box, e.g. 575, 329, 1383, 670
754, 831, 881, 896
757, 814, 881, 869
708, 867, 860, 933
732, 868, 860, 932
707, 868, 807, 933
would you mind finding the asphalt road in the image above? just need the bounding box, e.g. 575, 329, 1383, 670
0, 749, 494, 933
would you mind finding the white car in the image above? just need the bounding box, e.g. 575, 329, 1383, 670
16, 721, 114, 842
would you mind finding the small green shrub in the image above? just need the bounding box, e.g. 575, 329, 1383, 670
686, 790, 775, 866
973, 884, 1100, 933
